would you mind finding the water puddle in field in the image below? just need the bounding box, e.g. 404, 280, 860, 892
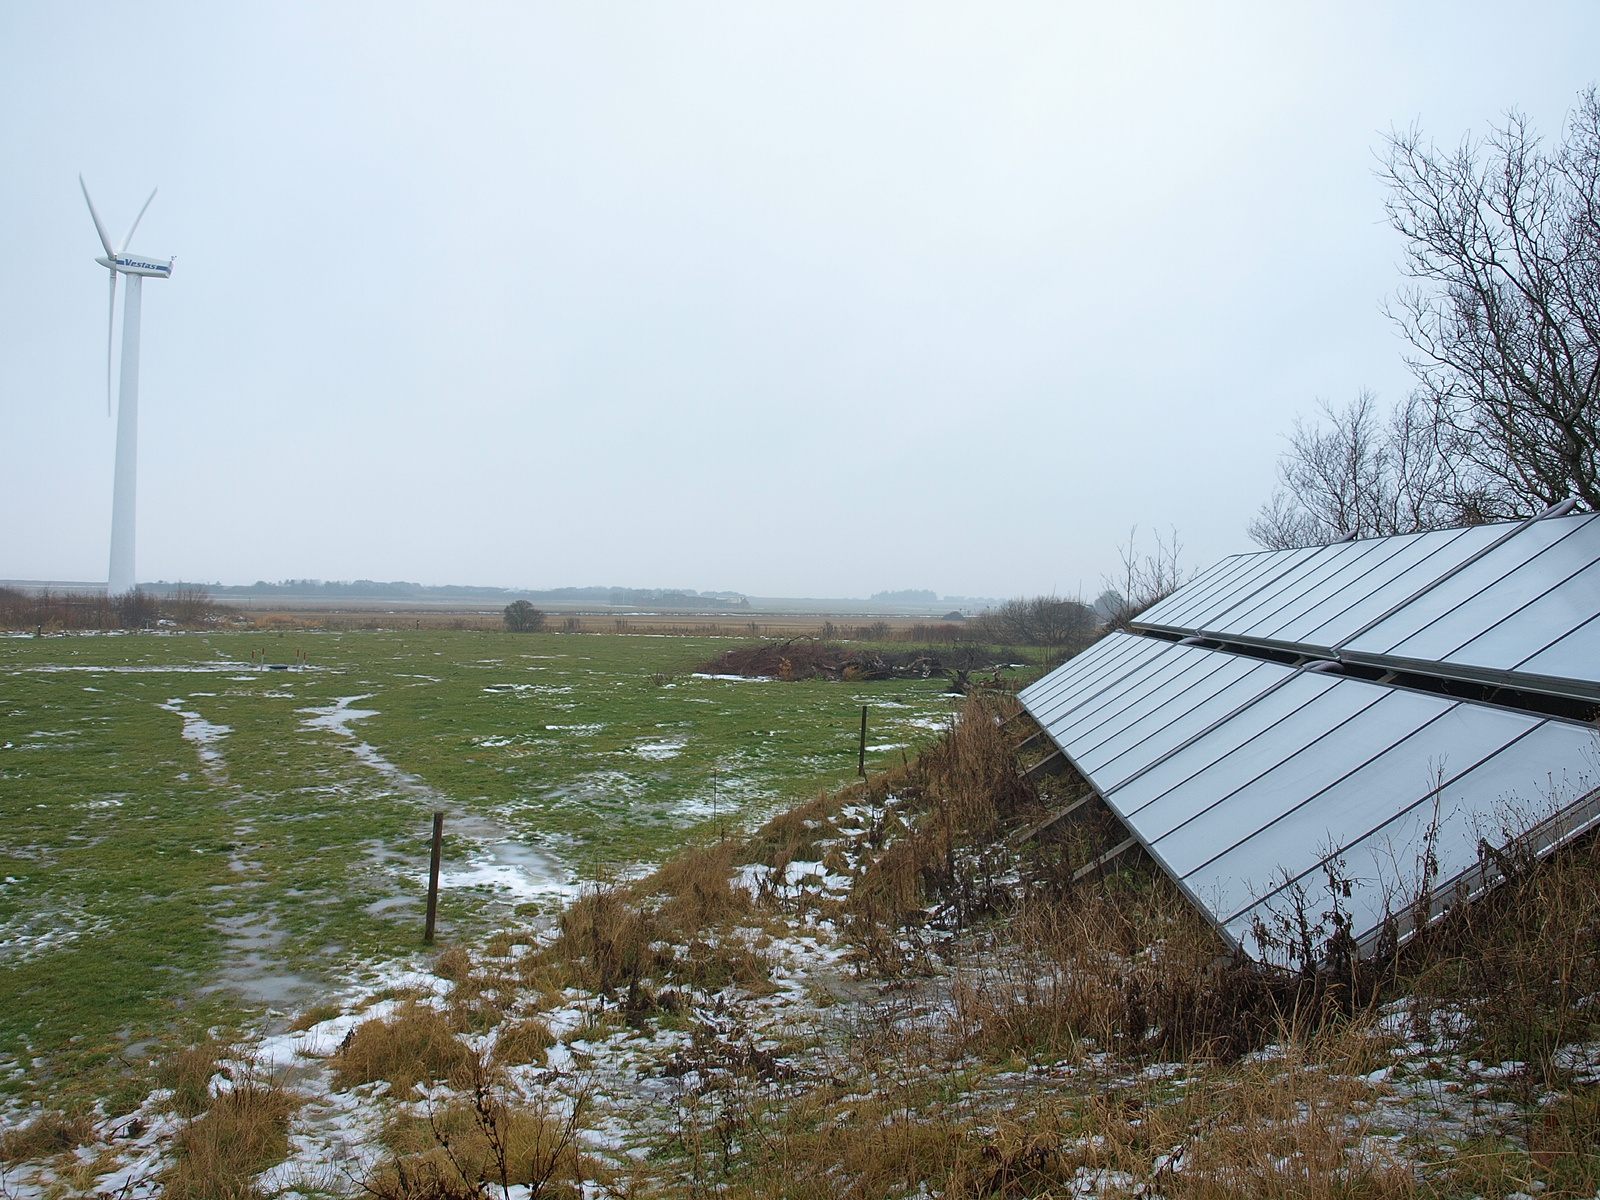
302, 698, 579, 911
201, 911, 318, 1008
159, 698, 232, 783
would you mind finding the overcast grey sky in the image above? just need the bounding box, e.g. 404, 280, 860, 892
2, 4, 1596, 598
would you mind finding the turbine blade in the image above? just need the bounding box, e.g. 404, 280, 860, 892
79, 175, 115, 257
119, 187, 157, 253
105, 268, 117, 416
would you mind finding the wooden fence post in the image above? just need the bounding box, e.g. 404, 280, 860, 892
858, 706, 868, 777
424, 812, 444, 943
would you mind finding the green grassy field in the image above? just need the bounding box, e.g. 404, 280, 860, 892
0, 629, 961, 1110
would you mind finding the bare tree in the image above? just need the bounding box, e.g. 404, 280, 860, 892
1382, 88, 1600, 516
1248, 391, 1456, 549
1102, 526, 1192, 626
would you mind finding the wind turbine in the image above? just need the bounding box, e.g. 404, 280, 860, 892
81, 176, 173, 595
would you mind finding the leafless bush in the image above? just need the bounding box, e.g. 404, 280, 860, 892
1100, 526, 1192, 627
1255, 88, 1600, 544
364, 1053, 588, 1200
966, 597, 1094, 657
0, 586, 115, 630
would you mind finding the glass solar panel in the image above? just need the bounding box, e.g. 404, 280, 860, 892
1516, 613, 1600, 684
1106, 672, 1358, 824
1022, 634, 1169, 726
1128, 514, 1599, 695
1221, 536, 1411, 643
1134, 552, 1262, 629
1444, 560, 1600, 671
1139, 548, 1307, 631
1285, 526, 1490, 645
1345, 514, 1592, 657
1047, 646, 1235, 753
1075, 653, 1271, 779
1188, 699, 1538, 910
1162, 547, 1322, 632
1086, 659, 1290, 791
1021, 508, 1600, 963
1222, 718, 1600, 958
1128, 684, 1420, 852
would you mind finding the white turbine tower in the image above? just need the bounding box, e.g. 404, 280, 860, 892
80, 176, 174, 596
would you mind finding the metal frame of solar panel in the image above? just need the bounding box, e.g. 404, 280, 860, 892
1020, 507, 1600, 966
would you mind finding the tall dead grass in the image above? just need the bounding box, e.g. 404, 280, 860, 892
366, 1054, 590, 1200
0, 1110, 91, 1163
332, 1002, 475, 1096
1399, 812, 1600, 1082
0, 584, 230, 630
667, 1015, 1415, 1200
161, 1079, 300, 1200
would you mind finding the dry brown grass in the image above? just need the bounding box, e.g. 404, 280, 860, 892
370, 1109, 586, 1199
157, 1042, 229, 1118
950, 877, 1294, 1063
160, 1079, 300, 1200
668, 1016, 1414, 1200
331, 1002, 476, 1097
494, 1018, 555, 1067
541, 838, 774, 999
1399, 817, 1600, 1080
325, 685, 1600, 1198
289, 1001, 342, 1032
0, 1110, 92, 1163
433, 945, 473, 983
367, 1056, 590, 1200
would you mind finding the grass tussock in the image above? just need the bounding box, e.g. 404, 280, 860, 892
289, 1001, 342, 1032
543, 838, 770, 999
0, 1110, 92, 1163
331, 1002, 476, 1097
157, 1042, 229, 1118
160, 1079, 300, 1200
493, 1018, 555, 1066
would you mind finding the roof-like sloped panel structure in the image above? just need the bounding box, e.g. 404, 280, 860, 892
1019, 513, 1600, 966
1131, 512, 1600, 702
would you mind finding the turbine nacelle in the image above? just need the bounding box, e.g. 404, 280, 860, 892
95, 253, 174, 279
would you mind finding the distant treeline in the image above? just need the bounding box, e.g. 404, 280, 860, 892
188, 580, 752, 609
0, 587, 226, 631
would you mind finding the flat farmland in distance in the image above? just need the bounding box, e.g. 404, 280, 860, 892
0, 629, 959, 1107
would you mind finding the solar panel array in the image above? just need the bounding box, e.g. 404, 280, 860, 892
1133, 511, 1600, 702
1020, 512, 1600, 964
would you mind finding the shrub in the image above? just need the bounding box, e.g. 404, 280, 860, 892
503, 600, 546, 632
